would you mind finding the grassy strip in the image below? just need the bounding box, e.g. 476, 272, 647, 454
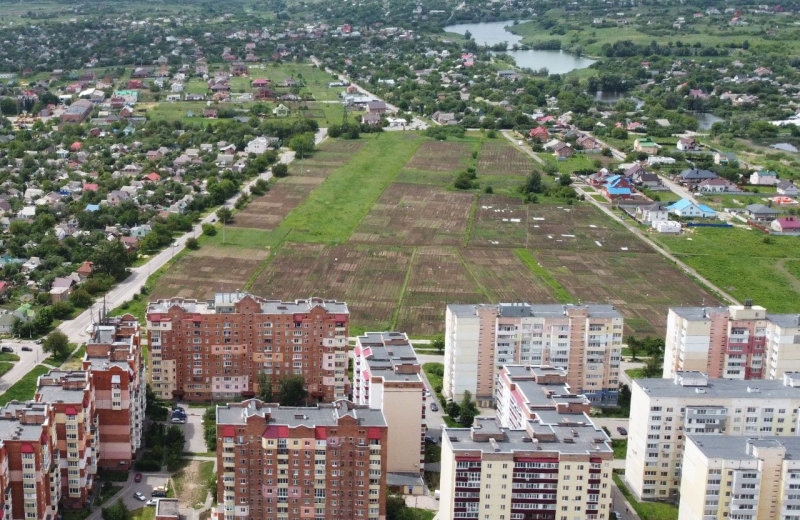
611, 439, 627, 460
625, 368, 646, 380
0, 365, 51, 406
0, 353, 20, 362
514, 249, 575, 303
0, 363, 13, 378
61, 344, 87, 370
613, 472, 678, 520
463, 193, 479, 246
277, 132, 423, 243
389, 247, 417, 330
129, 508, 156, 520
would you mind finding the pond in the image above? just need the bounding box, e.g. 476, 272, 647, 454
444, 21, 597, 75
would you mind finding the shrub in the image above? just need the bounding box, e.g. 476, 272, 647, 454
272, 163, 289, 177
202, 223, 217, 236
186, 238, 200, 250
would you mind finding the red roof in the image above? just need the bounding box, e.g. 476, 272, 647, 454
144, 172, 161, 182
368, 427, 382, 440
65, 406, 77, 415
83, 183, 99, 192
222, 425, 235, 437
21, 443, 34, 453
315, 426, 327, 440
70, 141, 82, 151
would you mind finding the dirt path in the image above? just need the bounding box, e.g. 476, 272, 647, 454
775, 258, 800, 293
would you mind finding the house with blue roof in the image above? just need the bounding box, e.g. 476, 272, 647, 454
602, 174, 634, 200
666, 198, 717, 218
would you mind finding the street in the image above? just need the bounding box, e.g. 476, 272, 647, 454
0, 340, 44, 393
612, 484, 642, 520
55, 128, 329, 346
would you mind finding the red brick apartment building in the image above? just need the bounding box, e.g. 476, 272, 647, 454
82, 314, 145, 469
34, 370, 97, 508
0, 401, 59, 520
215, 399, 387, 520
146, 293, 349, 403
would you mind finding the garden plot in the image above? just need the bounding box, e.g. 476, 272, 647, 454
350, 184, 473, 246
405, 141, 473, 171
477, 140, 534, 176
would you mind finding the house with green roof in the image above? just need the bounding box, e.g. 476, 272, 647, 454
633, 137, 660, 155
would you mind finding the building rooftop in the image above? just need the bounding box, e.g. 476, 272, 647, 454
447, 303, 623, 320
635, 371, 800, 399
147, 293, 349, 316
355, 332, 422, 383
687, 435, 800, 460
766, 314, 800, 329
155, 498, 180, 518
670, 306, 729, 321
0, 402, 49, 442
217, 399, 386, 428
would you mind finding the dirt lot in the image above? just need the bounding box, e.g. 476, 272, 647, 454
477, 140, 535, 176
151, 245, 269, 300
350, 184, 474, 246
171, 460, 213, 509
405, 141, 473, 171
230, 183, 318, 230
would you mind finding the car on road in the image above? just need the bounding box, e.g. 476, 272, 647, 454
152, 487, 167, 497
617, 427, 627, 436
430, 402, 438, 412
21, 346, 32, 352
171, 416, 186, 424
146, 500, 158, 507
0, 346, 12, 353
34, 339, 44, 344
134, 492, 146, 501
134, 473, 142, 483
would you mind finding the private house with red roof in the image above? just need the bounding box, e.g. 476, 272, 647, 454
250, 78, 270, 87
70, 141, 82, 151
144, 172, 161, 182
82, 183, 99, 192
529, 126, 549, 142
772, 216, 800, 233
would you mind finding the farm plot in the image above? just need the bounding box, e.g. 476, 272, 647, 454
151, 245, 269, 301
535, 251, 720, 336
350, 184, 473, 246
250, 244, 412, 332
405, 141, 473, 171
460, 249, 557, 303
230, 183, 316, 230
477, 140, 535, 176
395, 247, 488, 336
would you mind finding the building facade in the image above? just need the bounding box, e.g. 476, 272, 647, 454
663, 302, 800, 380
444, 303, 623, 407
438, 417, 614, 520
215, 399, 387, 520
625, 371, 800, 501
146, 293, 349, 402
678, 436, 800, 520
0, 402, 59, 520
34, 370, 97, 508
353, 332, 425, 490
82, 315, 145, 469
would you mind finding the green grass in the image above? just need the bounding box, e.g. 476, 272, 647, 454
129, 507, 156, 520
611, 439, 627, 459
95, 483, 123, 506
423, 363, 444, 396
0, 363, 12, 378
277, 133, 423, 243
514, 249, 577, 302
0, 353, 20, 362
625, 368, 646, 380
61, 344, 86, 370
0, 365, 51, 406
409, 509, 436, 520
613, 472, 678, 520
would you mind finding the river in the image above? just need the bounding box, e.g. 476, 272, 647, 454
444, 21, 596, 75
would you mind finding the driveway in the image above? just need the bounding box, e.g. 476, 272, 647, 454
0, 340, 45, 393
591, 417, 630, 440
176, 406, 208, 454
118, 472, 170, 510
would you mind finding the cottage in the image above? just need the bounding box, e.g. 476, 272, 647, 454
366, 101, 387, 114
144, 172, 161, 183
602, 175, 634, 200
777, 180, 799, 197
667, 199, 717, 218
633, 137, 660, 155
272, 104, 289, 118
576, 134, 602, 151
362, 113, 382, 127
697, 178, 739, 193
130, 225, 152, 238
76, 261, 93, 280
50, 276, 76, 302
679, 169, 718, 185
750, 170, 778, 186
656, 221, 682, 233
677, 137, 700, 151
553, 143, 574, 160
745, 203, 780, 221
771, 217, 800, 233
635, 203, 669, 224
529, 127, 549, 142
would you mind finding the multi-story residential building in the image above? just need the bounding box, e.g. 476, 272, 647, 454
82, 314, 145, 469
215, 399, 387, 520
353, 332, 425, 491
625, 371, 800, 501
34, 370, 97, 508
0, 401, 59, 520
444, 303, 623, 407
439, 417, 614, 520
663, 301, 800, 380
678, 436, 800, 520
146, 293, 349, 402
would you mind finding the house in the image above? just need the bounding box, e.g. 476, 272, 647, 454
107, 190, 130, 205
144, 172, 161, 183
432, 112, 456, 125
576, 134, 602, 151
677, 137, 700, 151
636, 203, 669, 224
362, 113, 382, 127
50, 276, 77, 302
697, 178, 739, 193
772, 217, 800, 233
777, 180, 799, 197
272, 104, 289, 117
251, 78, 270, 87
750, 170, 778, 186
637, 173, 662, 188
587, 169, 612, 187
667, 199, 717, 218
714, 152, 735, 165
529, 127, 549, 142
130, 225, 152, 238
745, 203, 780, 221
366, 101, 387, 114
245, 137, 270, 155
602, 175, 633, 200
497, 70, 519, 80
203, 109, 218, 119
76, 261, 93, 280
679, 169, 718, 185
633, 137, 660, 155
120, 236, 140, 252
553, 143, 574, 160
22, 256, 42, 272
624, 164, 648, 180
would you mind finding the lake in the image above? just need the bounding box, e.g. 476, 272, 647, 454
693, 112, 724, 130
444, 21, 596, 75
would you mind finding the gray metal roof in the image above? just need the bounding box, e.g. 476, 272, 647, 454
635, 373, 800, 399
148, 293, 349, 316
217, 399, 386, 428
447, 303, 622, 319
687, 435, 800, 460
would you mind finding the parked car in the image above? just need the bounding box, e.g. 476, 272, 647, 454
134, 492, 146, 501
171, 416, 185, 424
134, 473, 142, 483
146, 500, 158, 507
152, 489, 167, 498
21, 346, 32, 352
0, 347, 12, 353
34, 339, 44, 344
430, 402, 438, 412
617, 427, 627, 436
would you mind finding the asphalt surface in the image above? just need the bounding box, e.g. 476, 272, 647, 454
0, 340, 45, 393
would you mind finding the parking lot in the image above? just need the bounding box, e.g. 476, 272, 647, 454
173, 405, 209, 454
119, 473, 170, 510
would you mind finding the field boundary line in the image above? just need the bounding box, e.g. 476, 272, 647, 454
513, 249, 576, 303
463, 193, 479, 247
243, 229, 292, 291
456, 248, 492, 300
390, 247, 417, 329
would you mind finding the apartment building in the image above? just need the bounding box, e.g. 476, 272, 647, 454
146, 293, 349, 402
625, 371, 800, 501
444, 303, 623, 407
34, 370, 97, 508
663, 301, 800, 380
352, 332, 425, 491
82, 314, 145, 468
678, 436, 800, 520
215, 399, 388, 520
438, 417, 614, 520
0, 401, 59, 520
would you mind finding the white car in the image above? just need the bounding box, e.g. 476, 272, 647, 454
146, 500, 158, 507
134, 492, 146, 501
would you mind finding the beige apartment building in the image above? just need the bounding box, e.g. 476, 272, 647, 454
352, 332, 425, 492
444, 303, 623, 407
679, 436, 800, 520
625, 371, 800, 501
663, 301, 800, 380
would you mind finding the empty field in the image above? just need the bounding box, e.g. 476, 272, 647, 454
350, 184, 473, 246
151, 245, 269, 300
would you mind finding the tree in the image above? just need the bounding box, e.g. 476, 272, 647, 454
277, 375, 308, 406
101, 499, 128, 520
217, 207, 233, 224
558, 173, 573, 187
69, 288, 93, 308
257, 371, 273, 402
446, 400, 461, 422
431, 334, 445, 354
202, 223, 217, 236
642, 356, 663, 378
186, 238, 200, 250
92, 240, 129, 281
42, 331, 70, 359
272, 163, 289, 178
626, 335, 640, 361
523, 170, 544, 194
289, 133, 315, 158
458, 390, 479, 427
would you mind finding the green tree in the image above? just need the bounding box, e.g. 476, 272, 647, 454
641, 356, 663, 378
217, 207, 233, 224
258, 371, 273, 402
431, 334, 445, 354
69, 288, 93, 308
202, 223, 217, 236
446, 400, 461, 422
272, 163, 289, 178
91, 240, 129, 280
101, 499, 128, 520
42, 331, 70, 359
626, 336, 640, 361
278, 375, 308, 406
458, 390, 479, 427
523, 170, 544, 194
203, 407, 217, 452
186, 238, 200, 250
558, 173, 573, 187
289, 133, 315, 158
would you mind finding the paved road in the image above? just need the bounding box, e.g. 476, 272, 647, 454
501, 130, 544, 165
0, 340, 44, 392
611, 484, 642, 520
56, 129, 329, 346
